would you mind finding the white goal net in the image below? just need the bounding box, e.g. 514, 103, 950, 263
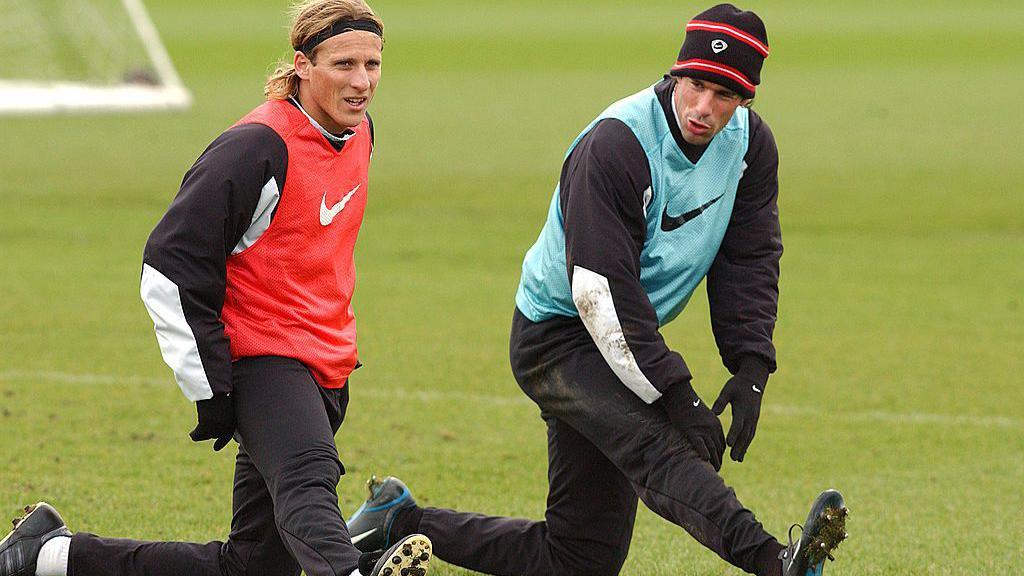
0, 0, 191, 114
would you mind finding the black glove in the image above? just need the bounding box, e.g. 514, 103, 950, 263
660, 382, 726, 471
712, 359, 769, 463
189, 394, 235, 451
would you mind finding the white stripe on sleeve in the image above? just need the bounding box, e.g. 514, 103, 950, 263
571, 265, 662, 404
140, 263, 214, 401
231, 177, 280, 255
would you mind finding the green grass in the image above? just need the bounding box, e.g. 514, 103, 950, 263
1, 1, 1022, 574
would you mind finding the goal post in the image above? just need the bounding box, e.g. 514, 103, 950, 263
0, 0, 192, 115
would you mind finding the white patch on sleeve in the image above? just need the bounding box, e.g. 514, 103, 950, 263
140, 264, 213, 401
642, 186, 653, 212
231, 177, 280, 255
571, 266, 661, 404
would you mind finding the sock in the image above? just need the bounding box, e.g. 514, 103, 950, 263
753, 539, 786, 576
36, 535, 71, 576
390, 505, 423, 538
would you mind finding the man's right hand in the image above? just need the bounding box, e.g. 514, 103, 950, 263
660, 382, 726, 471
189, 394, 235, 451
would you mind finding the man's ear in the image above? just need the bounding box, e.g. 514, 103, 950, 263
294, 51, 312, 80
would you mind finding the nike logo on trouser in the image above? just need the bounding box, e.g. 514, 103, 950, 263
660, 192, 725, 232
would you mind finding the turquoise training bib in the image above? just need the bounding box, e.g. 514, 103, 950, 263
516, 83, 749, 326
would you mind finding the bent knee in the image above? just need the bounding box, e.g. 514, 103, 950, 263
222, 538, 301, 576
269, 448, 344, 490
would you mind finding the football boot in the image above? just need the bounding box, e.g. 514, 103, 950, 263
347, 476, 417, 553
358, 534, 431, 576
0, 503, 72, 576
780, 489, 848, 576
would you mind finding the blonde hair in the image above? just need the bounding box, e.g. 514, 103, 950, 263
264, 0, 384, 100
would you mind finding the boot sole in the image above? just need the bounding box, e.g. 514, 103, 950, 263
374, 534, 431, 576
805, 505, 848, 565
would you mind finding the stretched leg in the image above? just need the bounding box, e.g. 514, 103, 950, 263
411, 414, 638, 576
67, 356, 377, 576
67, 360, 315, 576
510, 310, 781, 575
67, 535, 222, 576
354, 309, 781, 575
69, 445, 299, 576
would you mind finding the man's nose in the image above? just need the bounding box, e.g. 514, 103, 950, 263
349, 66, 371, 90
694, 91, 714, 116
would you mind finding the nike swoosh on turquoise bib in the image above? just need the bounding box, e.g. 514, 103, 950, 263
660, 192, 725, 232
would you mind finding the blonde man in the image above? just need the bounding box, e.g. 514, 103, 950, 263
0, 2, 431, 576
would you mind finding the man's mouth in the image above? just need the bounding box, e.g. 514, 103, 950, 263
344, 97, 368, 108
686, 117, 711, 135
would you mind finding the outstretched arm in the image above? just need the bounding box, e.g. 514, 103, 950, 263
707, 111, 782, 462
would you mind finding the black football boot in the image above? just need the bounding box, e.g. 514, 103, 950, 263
0, 503, 72, 576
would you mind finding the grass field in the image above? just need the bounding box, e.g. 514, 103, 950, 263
1, 1, 1022, 574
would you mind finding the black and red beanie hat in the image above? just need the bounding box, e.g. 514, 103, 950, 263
669, 3, 769, 99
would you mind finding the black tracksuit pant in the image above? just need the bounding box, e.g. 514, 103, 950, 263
406, 310, 780, 576
69, 356, 362, 576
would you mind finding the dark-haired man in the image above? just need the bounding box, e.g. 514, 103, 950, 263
347, 4, 847, 576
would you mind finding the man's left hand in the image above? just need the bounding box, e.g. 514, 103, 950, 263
712, 372, 766, 462
190, 394, 235, 452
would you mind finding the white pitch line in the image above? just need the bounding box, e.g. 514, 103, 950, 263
0, 370, 532, 406
1, 369, 1020, 430
763, 404, 1023, 430
0, 370, 166, 386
